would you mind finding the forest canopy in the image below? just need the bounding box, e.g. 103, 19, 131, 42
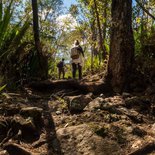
0, 0, 154, 93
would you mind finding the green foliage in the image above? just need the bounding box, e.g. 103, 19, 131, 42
0, 1, 30, 59
0, 0, 31, 87
69, 4, 79, 18
133, 0, 155, 56
0, 0, 14, 47
0, 84, 6, 92
48, 58, 58, 79
83, 55, 103, 75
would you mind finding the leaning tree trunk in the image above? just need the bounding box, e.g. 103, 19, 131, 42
107, 0, 135, 93
31, 0, 48, 80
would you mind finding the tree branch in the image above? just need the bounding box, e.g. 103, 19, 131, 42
135, 0, 155, 20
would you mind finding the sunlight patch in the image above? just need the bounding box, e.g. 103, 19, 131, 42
56, 14, 78, 31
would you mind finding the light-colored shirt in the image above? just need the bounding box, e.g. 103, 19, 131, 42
70, 45, 84, 66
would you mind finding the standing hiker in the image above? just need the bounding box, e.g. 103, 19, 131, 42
70, 40, 84, 80
57, 58, 65, 79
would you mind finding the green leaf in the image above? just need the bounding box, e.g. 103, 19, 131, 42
0, 0, 14, 46
0, 84, 6, 92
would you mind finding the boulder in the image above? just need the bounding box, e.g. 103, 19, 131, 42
125, 96, 151, 112
20, 107, 43, 128
20, 107, 43, 119
19, 117, 40, 142
57, 124, 122, 155
84, 97, 105, 111
65, 93, 92, 112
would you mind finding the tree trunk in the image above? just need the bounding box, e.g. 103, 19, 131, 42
107, 0, 135, 93
140, 8, 145, 47
102, 0, 108, 59
93, 0, 106, 62
31, 0, 48, 80
0, 0, 2, 21
102, 0, 108, 40
32, 0, 41, 54
90, 18, 97, 71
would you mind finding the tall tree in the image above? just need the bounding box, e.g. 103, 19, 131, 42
93, 0, 105, 61
107, 0, 135, 93
32, 0, 41, 54
31, 0, 48, 79
0, 0, 2, 21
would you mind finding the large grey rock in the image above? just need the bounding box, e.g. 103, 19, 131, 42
20, 107, 43, 130
85, 95, 125, 113
125, 96, 151, 111
85, 97, 105, 111
65, 93, 92, 112
57, 124, 122, 155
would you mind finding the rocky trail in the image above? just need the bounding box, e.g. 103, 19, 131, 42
0, 78, 155, 155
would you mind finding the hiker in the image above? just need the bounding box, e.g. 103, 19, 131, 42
57, 58, 65, 79
70, 40, 84, 80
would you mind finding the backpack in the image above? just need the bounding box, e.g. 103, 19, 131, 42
71, 46, 80, 59
57, 61, 63, 68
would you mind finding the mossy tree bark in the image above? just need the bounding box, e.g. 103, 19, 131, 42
107, 0, 135, 93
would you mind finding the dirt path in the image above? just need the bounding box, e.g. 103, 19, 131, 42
0, 84, 155, 155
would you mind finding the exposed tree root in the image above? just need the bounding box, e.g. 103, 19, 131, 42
129, 141, 155, 155
28, 79, 111, 94
3, 143, 33, 155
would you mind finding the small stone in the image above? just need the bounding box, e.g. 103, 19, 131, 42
56, 111, 61, 115
132, 127, 147, 137
0, 150, 8, 155
122, 92, 131, 98
151, 123, 155, 133
64, 123, 69, 128
100, 94, 104, 97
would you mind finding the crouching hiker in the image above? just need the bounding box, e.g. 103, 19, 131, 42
57, 58, 65, 79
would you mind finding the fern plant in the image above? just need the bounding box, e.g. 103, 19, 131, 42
0, 1, 30, 87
